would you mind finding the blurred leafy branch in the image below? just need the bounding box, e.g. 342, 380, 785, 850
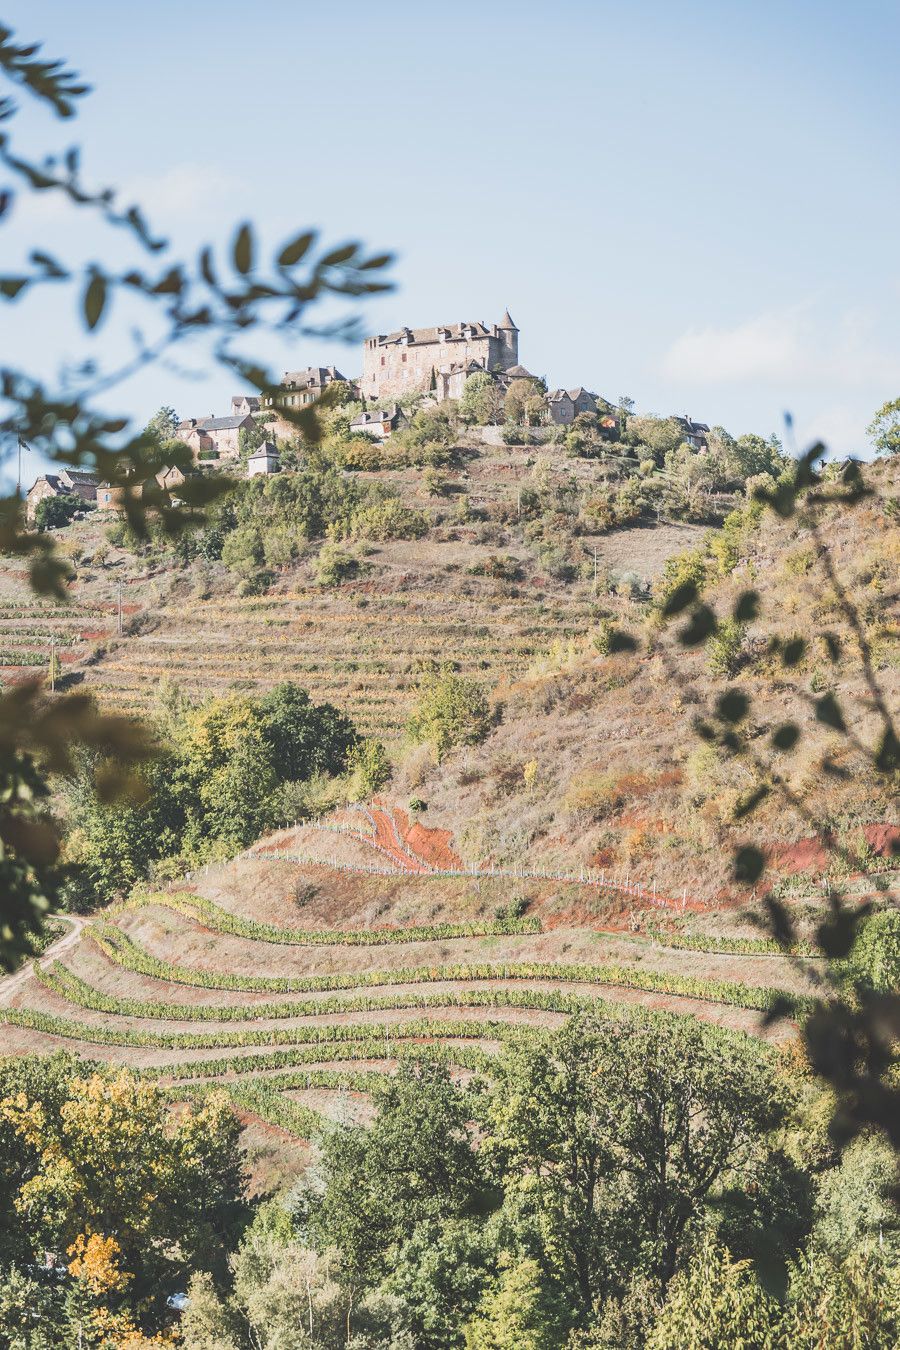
611, 444, 899, 1183
0, 23, 393, 968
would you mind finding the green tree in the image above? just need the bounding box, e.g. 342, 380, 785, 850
345, 737, 392, 799
0, 1264, 63, 1350
0, 1069, 247, 1304
464, 1257, 565, 1350
624, 416, 685, 464
379, 1220, 492, 1350
842, 909, 900, 993
646, 1236, 779, 1350
145, 406, 180, 443
782, 1247, 900, 1347
811, 1134, 900, 1259
487, 1016, 783, 1313
62, 749, 182, 906
459, 372, 501, 426
306, 1062, 485, 1300
406, 667, 492, 760
33, 493, 83, 531
866, 396, 900, 456
258, 682, 358, 782
180, 1272, 241, 1350
238, 417, 271, 463
504, 379, 544, 426
731, 431, 786, 479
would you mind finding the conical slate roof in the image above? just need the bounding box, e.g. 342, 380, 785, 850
498, 308, 518, 331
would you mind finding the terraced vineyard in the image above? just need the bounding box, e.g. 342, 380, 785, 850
0, 595, 119, 685
0, 809, 819, 1163
84, 585, 599, 738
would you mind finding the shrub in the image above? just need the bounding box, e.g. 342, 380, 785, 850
592, 619, 615, 655
407, 668, 492, 760
221, 522, 264, 576
501, 424, 534, 445
34, 492, 83, 530
315, 541, 364, 587
343, 497, 428, 542
707, 618, 747, 677
346, 738, 392, 799
468, 553, 524, 582
841, 909, 900, 993
235, 570, 273, 596
655, 546, 708, 610
562, 771, 624, 822
422, 468, 452, 497
334, 436, 383, 472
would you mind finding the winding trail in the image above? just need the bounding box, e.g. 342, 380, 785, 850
0, 915, 87, 1002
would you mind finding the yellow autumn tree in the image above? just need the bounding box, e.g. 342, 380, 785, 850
0, 1069, 247, 1308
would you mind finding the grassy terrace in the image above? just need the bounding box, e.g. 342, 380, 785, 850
0, 597, 117, 678
85, 588, 598, 735
2, 888, 804, 1141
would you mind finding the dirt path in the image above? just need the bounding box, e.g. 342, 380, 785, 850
0, 915, 87, 1003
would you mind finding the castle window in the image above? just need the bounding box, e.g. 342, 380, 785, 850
401, 353, 407, 363
381, 356, 385, 366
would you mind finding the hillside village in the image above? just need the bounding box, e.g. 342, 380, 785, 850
26, 311, 714, 516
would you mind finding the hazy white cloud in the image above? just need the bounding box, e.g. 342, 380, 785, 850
121, 164, 239, 223
661, 304, 898, 389
663, 308, 807, 383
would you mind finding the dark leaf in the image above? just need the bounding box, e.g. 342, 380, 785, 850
875, 727, 900, 775
762, 894, 796, 949
30, 250, 67, 278
733, 783, 771, 819
771, 482, 796, 517
822, 632, 842, 663
814, 692, 846, 733
781, 637, 806, 667
232, 223, 254, 275
796, 442, 826, 488
83, 270, 106, 330
199, 246, 217, 288
277, 230, 315, 267
771, 723, 800, 752
761, 993, 799, 1026
733, 590, 760, 622
0, 276, 27, 298
677, 604, 716, 647
816, 908, 861, 960
358, 252, 393, 270
716, 689, 749, 724
319, 242, 359, 267
661, 580, 698, 618
152, 266, 184, 295
733, 845, 766, 885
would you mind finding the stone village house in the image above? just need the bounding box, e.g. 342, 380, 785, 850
349, 405, 409, 440
26, 469, 100, 521
175, 414, 255, 461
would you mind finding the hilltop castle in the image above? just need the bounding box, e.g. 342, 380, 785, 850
362, 310, 520, 402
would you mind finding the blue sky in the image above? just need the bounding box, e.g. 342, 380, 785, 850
2, 0, 898, 482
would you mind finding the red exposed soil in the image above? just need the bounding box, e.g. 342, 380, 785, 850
768, 824, 900, 874
389, 804, 464, 871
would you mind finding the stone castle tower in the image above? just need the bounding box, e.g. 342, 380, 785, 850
362, 310, 519, 403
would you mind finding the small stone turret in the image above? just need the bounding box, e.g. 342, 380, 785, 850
496, 308, 519, 367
